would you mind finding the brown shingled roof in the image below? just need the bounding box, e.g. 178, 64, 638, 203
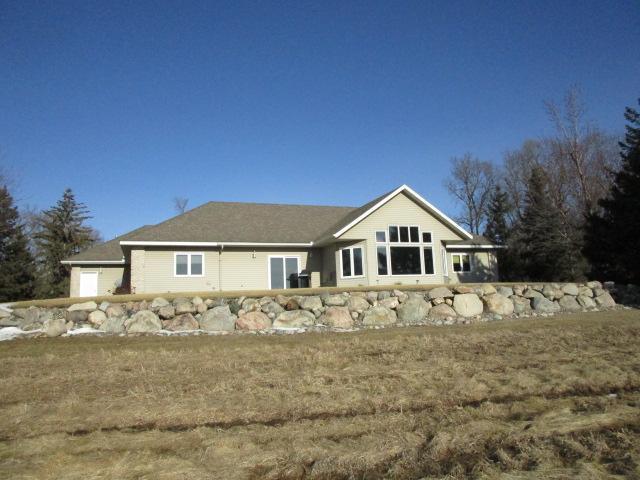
63, 225, 154, 263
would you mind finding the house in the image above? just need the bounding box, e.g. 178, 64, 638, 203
62, 185, 499, 297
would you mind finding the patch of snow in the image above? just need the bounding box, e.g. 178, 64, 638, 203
0, 327, 26, 341
67, 327, 103, 336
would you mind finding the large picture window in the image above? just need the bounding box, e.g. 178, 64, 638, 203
175, 252, 204, 277
377, 226, 436, 276
341, 246, 364, 278
390, 246, 421, 274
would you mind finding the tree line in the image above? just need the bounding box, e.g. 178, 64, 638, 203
446, 88, 640, 285
0, 185, 99, 302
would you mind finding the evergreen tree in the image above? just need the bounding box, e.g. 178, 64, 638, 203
483, 185, 524, 280
35, 188, 96, 298
483, 185, 510, 245
585, 100, 640, 284
0, 186, 37, 301
519, 166, 582, 281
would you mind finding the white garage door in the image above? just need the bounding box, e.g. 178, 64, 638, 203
79, 272, 98, 297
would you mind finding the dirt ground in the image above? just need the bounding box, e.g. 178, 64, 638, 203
1, 309, 639, 479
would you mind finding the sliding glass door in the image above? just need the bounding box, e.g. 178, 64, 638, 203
269, 256, 300, 289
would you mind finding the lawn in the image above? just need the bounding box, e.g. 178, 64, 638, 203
1, 310, 639, 479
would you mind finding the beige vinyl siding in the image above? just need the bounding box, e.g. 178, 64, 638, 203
69, 265, 126, 297
321, 245, 337, 286
135, 247, 321, 293
143, 248, 220, 293
336, 192, 470, 287
446, 250, 498, 283
333, 240, 369, 288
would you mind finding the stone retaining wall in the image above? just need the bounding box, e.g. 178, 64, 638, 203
0, 281, 634, 340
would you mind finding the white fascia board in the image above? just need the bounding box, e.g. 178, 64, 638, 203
60, 260, 125, 265
120, 240, 314, 247
333, 184, 473, 240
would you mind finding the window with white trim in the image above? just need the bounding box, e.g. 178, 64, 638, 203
376, 227, 436, 276
340, 246, 364, 278
452, 253, 471, 273
175, 252, 204, 276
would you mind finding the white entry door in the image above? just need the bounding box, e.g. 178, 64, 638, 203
79, 272, 98, 297
269, 256, 300, 289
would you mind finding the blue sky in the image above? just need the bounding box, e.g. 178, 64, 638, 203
2, 0, 639, 240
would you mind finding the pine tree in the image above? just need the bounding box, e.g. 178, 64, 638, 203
0, 186, 36, 301
519, 166, 582, 281
35, 188, 96, 298
585, 100, 640, 284
484, 185, 510, 245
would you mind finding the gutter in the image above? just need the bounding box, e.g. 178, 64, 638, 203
119, 241, 314, 247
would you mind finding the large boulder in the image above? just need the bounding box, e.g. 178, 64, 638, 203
428, 287, 454, 300
397, 296, 430, 323
99, 316, 125, 333
236, 311, 272, 330
322, 293, 348, 307
379, 297, 400, 309
362, 306, 397, 326
558, 295, 581, 312
105, 304, 125, 318
163, 313, 199, 331
44, 317, 67, 337
478, 284, 497, 296
296, 296, 323, 312
65, 310, 88, 324
241, 298, 261, 312
199, 306, 237, 331
531, 297, 561, 313
273, 310, 315, 328
99, 301, 110, 312
595, 292, 616, 308
150, 297, 170, 309
577, 295, 596, 309
452, 293, 483, 317
87, 310, 107, 327
453, 285, 475, 294
125, 310, 162, 333
13, 307, 41, 325
347, 296, 370, 313
543, 284, 564, 300
319, 307, 354, 329
561, 283, 579, 296
261, 301, 284, 316
429, 303, 457, 320
587, 281, 602, 289
578, 286, 594, 297
523, 288, 544, 299
174, 301, 196, 315
67, 301, 98, 312
157, 305, 176, 320
496, 286, 514, 298
512, 296, 532, 314
482, 294, 514, 316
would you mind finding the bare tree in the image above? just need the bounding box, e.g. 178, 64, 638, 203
545, 86, 620, 215
445, 153, 496, 235
173, 197, 189, 214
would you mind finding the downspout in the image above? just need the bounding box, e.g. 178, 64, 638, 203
218, 244, 224, 291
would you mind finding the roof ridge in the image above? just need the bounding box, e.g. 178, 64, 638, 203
202, 200, 357, 209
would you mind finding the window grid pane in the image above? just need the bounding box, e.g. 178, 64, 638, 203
462, 255, 471, 272
399, 226, 409, 242
422, 232, 432, 243
423, 247, 434, 274
176, 255, 188, 275
389, 226, 399, 242
409, 226, 419, 242
377, 246, 388, 275
341, 249, 352, 277
353, 248, 363, 276
453, 255, 461, 272
375, 231, 386, 243
190, 254, 203, 275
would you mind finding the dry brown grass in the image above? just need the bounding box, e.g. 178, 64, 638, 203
1, 310, 639, 479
